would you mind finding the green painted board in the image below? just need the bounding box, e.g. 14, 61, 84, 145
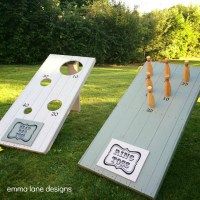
79, 62, 200, 199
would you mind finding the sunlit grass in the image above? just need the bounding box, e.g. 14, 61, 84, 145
170, 58, 200, 66
0, 61, 199, 200
0, 146, 3, 152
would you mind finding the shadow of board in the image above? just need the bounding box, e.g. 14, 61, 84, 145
157, 100, 200, 200
0, 99, 199, 200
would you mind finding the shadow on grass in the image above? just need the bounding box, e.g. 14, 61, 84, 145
0, 101, 146, 200
0, 64, 199, 199
0, 100, 199, 200
157, 100, 200, 200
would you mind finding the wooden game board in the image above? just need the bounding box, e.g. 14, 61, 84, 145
79, 61, 200, 198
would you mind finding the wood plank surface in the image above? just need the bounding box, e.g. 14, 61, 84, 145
0, 54, 96, 153
79, 62, 200, 199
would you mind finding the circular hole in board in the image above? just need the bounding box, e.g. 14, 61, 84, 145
40, 78, 51, 86
47, 100, 62, 111
24, 107, 32, 114
60, 61, 83, 75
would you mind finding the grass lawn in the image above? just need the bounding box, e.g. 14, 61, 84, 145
0, 60, 199, 200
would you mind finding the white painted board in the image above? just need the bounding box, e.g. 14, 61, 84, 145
0, 54, 96, 153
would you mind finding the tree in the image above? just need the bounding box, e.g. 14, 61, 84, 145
146, 5, 200, 59
59, 0, 95, 9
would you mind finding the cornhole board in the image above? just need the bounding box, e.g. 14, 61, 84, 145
79, 62, 200, 199
0, 54, 96, 153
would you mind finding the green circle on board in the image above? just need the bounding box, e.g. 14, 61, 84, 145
40, 78, 51, 86
60, 61, 82, 75
47, 100, 62, 111
24, 107, 32, 114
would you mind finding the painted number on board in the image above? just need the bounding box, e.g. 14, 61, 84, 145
51, 112, 58, 116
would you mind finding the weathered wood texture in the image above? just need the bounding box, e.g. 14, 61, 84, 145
0, 54, 96, 153
79, 62, 200, 199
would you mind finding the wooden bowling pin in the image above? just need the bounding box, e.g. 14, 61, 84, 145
164, 75, 171, 98
183, 60, 190, 84
147, 86, 155, 109
146, 56, 153, 76
146, 72, 153, 89
164, 58, 171, 77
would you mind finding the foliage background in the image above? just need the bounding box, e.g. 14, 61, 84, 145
0, 0, 200, 64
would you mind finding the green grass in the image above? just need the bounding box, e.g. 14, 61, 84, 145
0, 61, 199, 200
170, 57, 200, 66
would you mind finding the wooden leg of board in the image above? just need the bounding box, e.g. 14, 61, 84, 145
67, 62, 81, 112
71, 95, 81, 112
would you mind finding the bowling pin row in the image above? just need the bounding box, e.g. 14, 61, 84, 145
145, 56, 190, 112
